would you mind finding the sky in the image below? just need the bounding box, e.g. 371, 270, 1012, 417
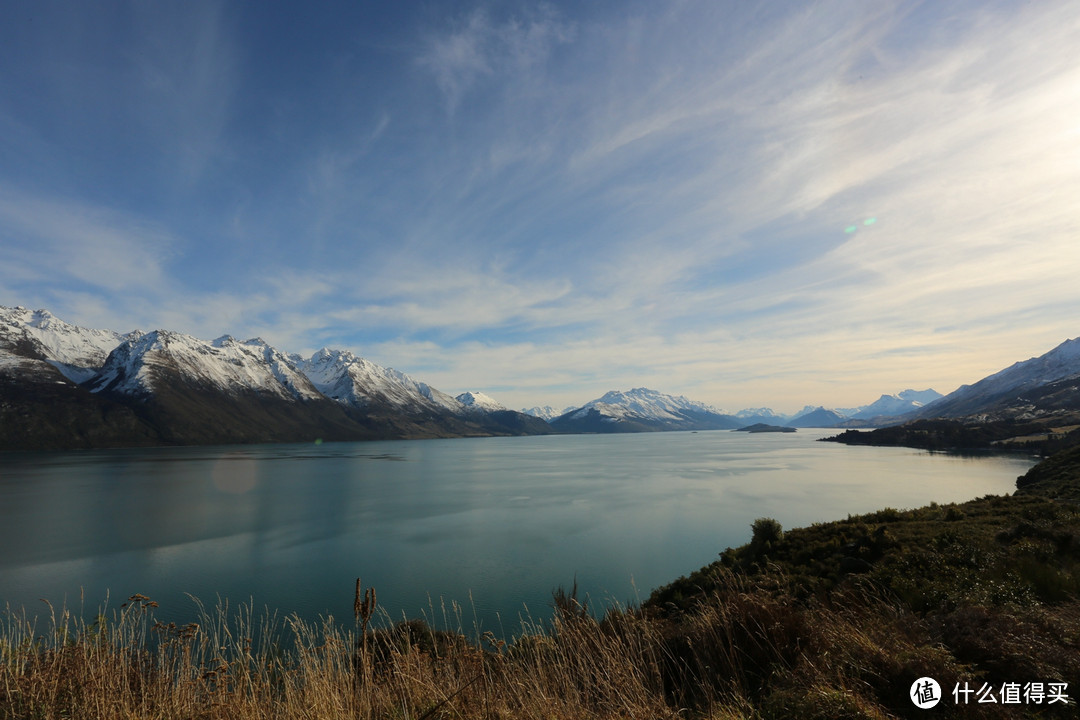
1, 0, 1079, 414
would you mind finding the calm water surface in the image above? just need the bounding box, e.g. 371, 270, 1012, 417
0, 430, 1035, 632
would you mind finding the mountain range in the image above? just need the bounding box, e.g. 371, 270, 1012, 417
0, 306, 550, 450
546, 389, 946, 433
3, 304, 1078, 449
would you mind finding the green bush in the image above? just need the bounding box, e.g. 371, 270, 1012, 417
751, 517, 784, 548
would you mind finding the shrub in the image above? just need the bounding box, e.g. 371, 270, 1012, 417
751, 517, 784, 548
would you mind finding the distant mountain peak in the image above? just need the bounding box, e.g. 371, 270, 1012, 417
845, 388, 944, 421
786, 406, 846, 428
297, 348, 462, 413
587, 387, 726, 417
522, 405, 577, 421
551, 387, 738, 432
736, 407, 781, 418
456, 391, 507, 413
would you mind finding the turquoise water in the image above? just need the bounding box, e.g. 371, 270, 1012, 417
0, 430, 1035, 633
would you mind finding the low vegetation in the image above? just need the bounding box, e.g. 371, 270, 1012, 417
824, 415, 1080, 455
4, 438, 1079, 718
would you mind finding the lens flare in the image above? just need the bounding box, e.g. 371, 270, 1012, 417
844, 217, 876, 234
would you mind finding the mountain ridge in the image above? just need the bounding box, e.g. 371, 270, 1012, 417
0, 306, 549, 450
913, 337, 1080, 419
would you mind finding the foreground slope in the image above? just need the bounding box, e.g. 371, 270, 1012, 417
643, 439, 1080, 717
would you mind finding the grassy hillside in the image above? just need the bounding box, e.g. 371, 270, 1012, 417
645, 465, 1080, 717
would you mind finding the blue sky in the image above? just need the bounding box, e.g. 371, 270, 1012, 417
2, 1, 1079, 413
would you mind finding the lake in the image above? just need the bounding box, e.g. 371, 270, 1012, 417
0, 430, 1036, 634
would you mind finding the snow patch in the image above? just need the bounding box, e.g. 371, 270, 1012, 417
298, 348, 463, 413
0, 305, 140, 382
88, 329, 323, 400
456, 391, 507, 413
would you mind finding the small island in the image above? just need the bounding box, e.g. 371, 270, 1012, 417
735, 423, 796, 433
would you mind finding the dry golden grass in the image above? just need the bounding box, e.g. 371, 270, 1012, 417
0, 587, 690, 720
3, 571, 1078, 719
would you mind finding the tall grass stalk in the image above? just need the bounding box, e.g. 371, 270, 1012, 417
0, 591, 686, 719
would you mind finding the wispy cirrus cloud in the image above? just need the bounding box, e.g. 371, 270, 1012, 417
127, 0, 238, 182
0, 186, 174, 295
416, 4, 574, 112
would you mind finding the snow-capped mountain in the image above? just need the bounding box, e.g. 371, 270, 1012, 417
850, 389, 943, 420
456, 391, 507, 413
915, 337, 1080, 419
788, 405, 823, 420
735, 407, 783, 420
550, 387, 741, 433
522, 405, 576, 422
523, 405, 557, 421
0, 305, 552, 450
0, 306, 140, 383
297, 348, 462, 414
733, 407, 790, 426
87, 331, 323, 401
786, 406, 847, 428
576, 387, 726, 420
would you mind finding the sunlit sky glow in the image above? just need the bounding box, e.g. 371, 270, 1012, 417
2, 1, 1079, 414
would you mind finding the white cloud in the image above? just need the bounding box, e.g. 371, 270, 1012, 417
0, 186, 174, 293
324, 267, 575, 336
